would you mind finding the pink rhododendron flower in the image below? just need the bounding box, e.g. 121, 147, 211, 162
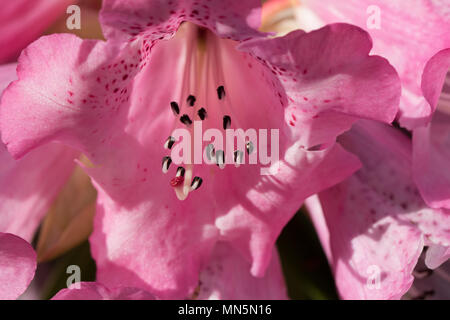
0, 0, 401, 299
0, 232, 36, 300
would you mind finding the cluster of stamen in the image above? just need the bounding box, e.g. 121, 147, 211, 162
160, 24, 254, 200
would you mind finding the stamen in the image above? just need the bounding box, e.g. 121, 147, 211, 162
180, 114, 193, 126
176, 166, 186, 177
246, 141, 254, 154
198, 108, 207, 120
190, 176, 203, 190
162, 156, 172, 173
216, 150, 225, 168
217, 85, 225, 100
187, 95, 196, 106
164, 136, 176, 150
170, 101, 180, 115
233, 150, 243, 167
223, 115, 231, 130
206, 144, 215, 161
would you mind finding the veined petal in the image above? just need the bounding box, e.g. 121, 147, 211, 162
0, 0, 74, 63
309, 120, 450, 299
51, 282, 155, 300
239, 23, 401, 148
425, 244, 450, 270
100, 0, 264, 42
0, 233, 36, 300
303, 0, 450, 129
0, 34, 144, 159
0, 63, 78, 241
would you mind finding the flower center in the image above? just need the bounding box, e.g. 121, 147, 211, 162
159, 23, 254, 201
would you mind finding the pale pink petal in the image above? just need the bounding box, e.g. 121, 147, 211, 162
310, 121, 450, 299
216, 142, 361, 278
0, 63, 78, 241
421, 49, 450, 114
304, 0, 450, 129
240, 23, 400, 148
304, 195, 332, 262
0, 232, 36, 300
100, 0, 264, 42
52, 282, 155, 300
0, 63, 17, 92
425, 244, 450, 269
0, 0, 74, 63
0, 34, 144, 158
196, 242, 287, 300
413, 112, 450, 210
413, 50, 450, 209
0, 143, 78, 241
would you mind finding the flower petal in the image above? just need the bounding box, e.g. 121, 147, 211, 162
0, 0, 74, 63
0, 143, 78, 241
0, 63, 17, 92
0, 63, 78, 241
0, 233, 36, 300
425, 244, 450, 270
413, 50, 450, 209
216, 142, 361, 278
100, 0, 264, 42
52, 282, 155, 300
309, 120, 450, 299
0, 34, 144, 159
421, 49, 450, 115
413, 112, 450, 210
239, 23, 401, 148
303, 0, 450, 128
195, 242, 287, 300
